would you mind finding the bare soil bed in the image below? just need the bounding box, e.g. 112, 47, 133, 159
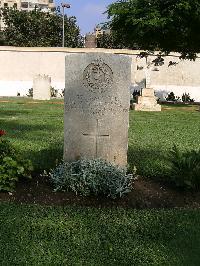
1, 175, 200, 209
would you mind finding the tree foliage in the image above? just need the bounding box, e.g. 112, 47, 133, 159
0, 8, 83, 47
97, 32, 138, 49
107, 0, 200, 59
97, 32, 123, 49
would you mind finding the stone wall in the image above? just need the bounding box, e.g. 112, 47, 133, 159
0, 46, 199, 101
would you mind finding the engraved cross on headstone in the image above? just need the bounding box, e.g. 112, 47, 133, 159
82, 119, 110, 158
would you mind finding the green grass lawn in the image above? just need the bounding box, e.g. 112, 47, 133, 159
0, 98, 200, 179
1, 98, 200, 265
0, 98, 64, 170
1, 203, 200, 265
129, 104, 200, 178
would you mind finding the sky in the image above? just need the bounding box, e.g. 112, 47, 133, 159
55, 0, 114, 34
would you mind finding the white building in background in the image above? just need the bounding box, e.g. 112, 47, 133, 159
20, 0, 55, 12
95, 23, 111, 38
0, 0, 55, 30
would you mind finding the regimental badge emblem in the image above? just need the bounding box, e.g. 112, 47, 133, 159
83, 58, 113, 92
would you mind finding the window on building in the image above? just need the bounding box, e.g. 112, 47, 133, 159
13, 3, 17, 8
49, 0, 53, 3
4, 3, 8, 7
21, 2, 28, 8
39, 4, 48, 8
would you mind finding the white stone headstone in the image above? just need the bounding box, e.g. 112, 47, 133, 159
64, 53, 132, 166
133, 88, 161, 111
33, 74, 51, 100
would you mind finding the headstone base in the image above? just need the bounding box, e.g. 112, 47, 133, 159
133, 88, 161, 112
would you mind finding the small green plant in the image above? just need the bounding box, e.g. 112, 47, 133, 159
26, 88, 33, 97
0, 130, 33, 191
169, 145, 200, 189
50, 159, 135, 199
50, 87, 58, 98
182, 93, 194, 103
60, 89, 65, 97
166, 92, 180, 102
132, 90, 140, 103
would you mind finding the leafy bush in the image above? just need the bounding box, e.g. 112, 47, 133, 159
60, 89, 65, 97
0, 133, 33, 191
132, 90, 140, 103
50, 159, 134, 199
50, 87, 58, 98
169, 145, 200, 189
166, 92, 180, 102
26, 88, 33, 97
182, 93, 194, 103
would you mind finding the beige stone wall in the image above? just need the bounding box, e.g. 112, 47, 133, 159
132, 53, 200, 101
0, 47, 199, 100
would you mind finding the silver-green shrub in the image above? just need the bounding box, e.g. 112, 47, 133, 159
50, 159, 134, 198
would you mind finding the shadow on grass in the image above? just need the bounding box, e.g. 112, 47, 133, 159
25, 143, 63, 172
0, 119, 61, 136
33, 144, 170, 176
128, 145, 170, 179
0, 119, 63, 171
29, 142, 170, 176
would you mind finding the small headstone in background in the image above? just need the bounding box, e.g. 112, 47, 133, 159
33, 74, 51, 100
133, 88, 161, 111
133, 63, 161, 111
64, 53, 132, 166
